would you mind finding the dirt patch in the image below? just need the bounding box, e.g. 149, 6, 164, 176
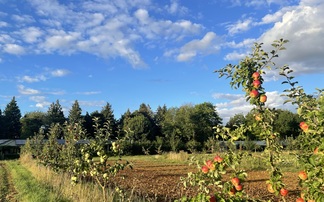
114, 159, 301, 202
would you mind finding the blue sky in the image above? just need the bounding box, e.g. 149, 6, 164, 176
1, 0, 323, 123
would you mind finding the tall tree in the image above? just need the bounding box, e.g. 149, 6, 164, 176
154, 105, 168, 137
154, 105, 168, 128
82, 112, 93, 137
138, 103, 154, 118
20, 111, 47, 139
101, 102, 117, 136
191, 102, 222, 144
136, 103, 157, 141
117, 109, 132, 138
122, 113, 151, 141
46, 100, 66, 126
68, 100, 83, 124
3, 97, 22, 139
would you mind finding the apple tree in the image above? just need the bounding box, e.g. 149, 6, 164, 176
280, 67, 324, 201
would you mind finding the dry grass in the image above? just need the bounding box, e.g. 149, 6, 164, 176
19, 154, 115, 202
166, 151, 189, 162
19, 154, 148, 202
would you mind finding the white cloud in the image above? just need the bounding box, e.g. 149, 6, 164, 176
0, 0, 204, 68
227, 18, 253, 35
260, 7, 295, 24
17, 85, 40, 95
51, 69, 69, 77
41, 30, 81, 54
258, 0, 324, 74
29, 96, 51, 109
164, 0, 188, 15
226, 38, 256, 49
11, 14, 35, 24
18, 75, 47, 83
214, 91, 295, 124
0, 34, 15, 43
20, 27, 43, 43
0, 21, 7, 27
3, 44, 25, 55
224, 51, 247, 61
176, 32, 220, 61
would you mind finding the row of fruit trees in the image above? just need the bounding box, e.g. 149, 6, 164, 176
22, 39, 323, 202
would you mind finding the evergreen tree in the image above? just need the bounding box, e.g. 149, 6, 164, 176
46, 100, 66, 126
3, 97, 22, 139
83, 112, 93, 137
68, 100, 83, 124
136, 103, 157, 140
101, 102, 117, 136
154, 105, 168, 137
117, 109, 132, 138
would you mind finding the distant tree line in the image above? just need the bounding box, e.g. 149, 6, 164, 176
0, 97, 302, 154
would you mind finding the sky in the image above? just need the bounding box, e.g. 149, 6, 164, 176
0, 0, 324, 124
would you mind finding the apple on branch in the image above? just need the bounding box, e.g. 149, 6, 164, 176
253, 80, 261, 89
260, 94, 267, 103
250, 89, 259, 98
252, 72, 260, 80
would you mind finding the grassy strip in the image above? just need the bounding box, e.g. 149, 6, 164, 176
5, 160, 70, 202
0, 162, 9, 201
18, 154, 152, 202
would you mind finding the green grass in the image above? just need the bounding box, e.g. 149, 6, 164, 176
5, 161, 71, 202
0, 162, 9, 201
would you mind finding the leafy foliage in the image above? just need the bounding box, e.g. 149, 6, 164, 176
281, 66, 324, 201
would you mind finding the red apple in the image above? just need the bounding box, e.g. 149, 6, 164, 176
250, 89, 259, 98
299, 122, 309, 132
202, 165, 209, 174
253, 80, 261, 89
231, 177, 240, 186
280, 188, 288, 197
267, 183, 275, 193
252, 72, 260, 80
298, 171, 307, 180
260, 94, 267, 103
296, 198, 304, 202
214, 155, 223, 163
314, 147, 319, 154
235, 184, 243, 191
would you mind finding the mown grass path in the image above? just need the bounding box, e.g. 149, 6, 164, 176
4, 161, 71, 202
0, 162, 17, 202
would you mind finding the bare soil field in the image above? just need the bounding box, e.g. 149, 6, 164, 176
115, 157, 301, 202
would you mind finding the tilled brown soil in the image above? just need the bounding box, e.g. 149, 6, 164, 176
114, 159, 301, 202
